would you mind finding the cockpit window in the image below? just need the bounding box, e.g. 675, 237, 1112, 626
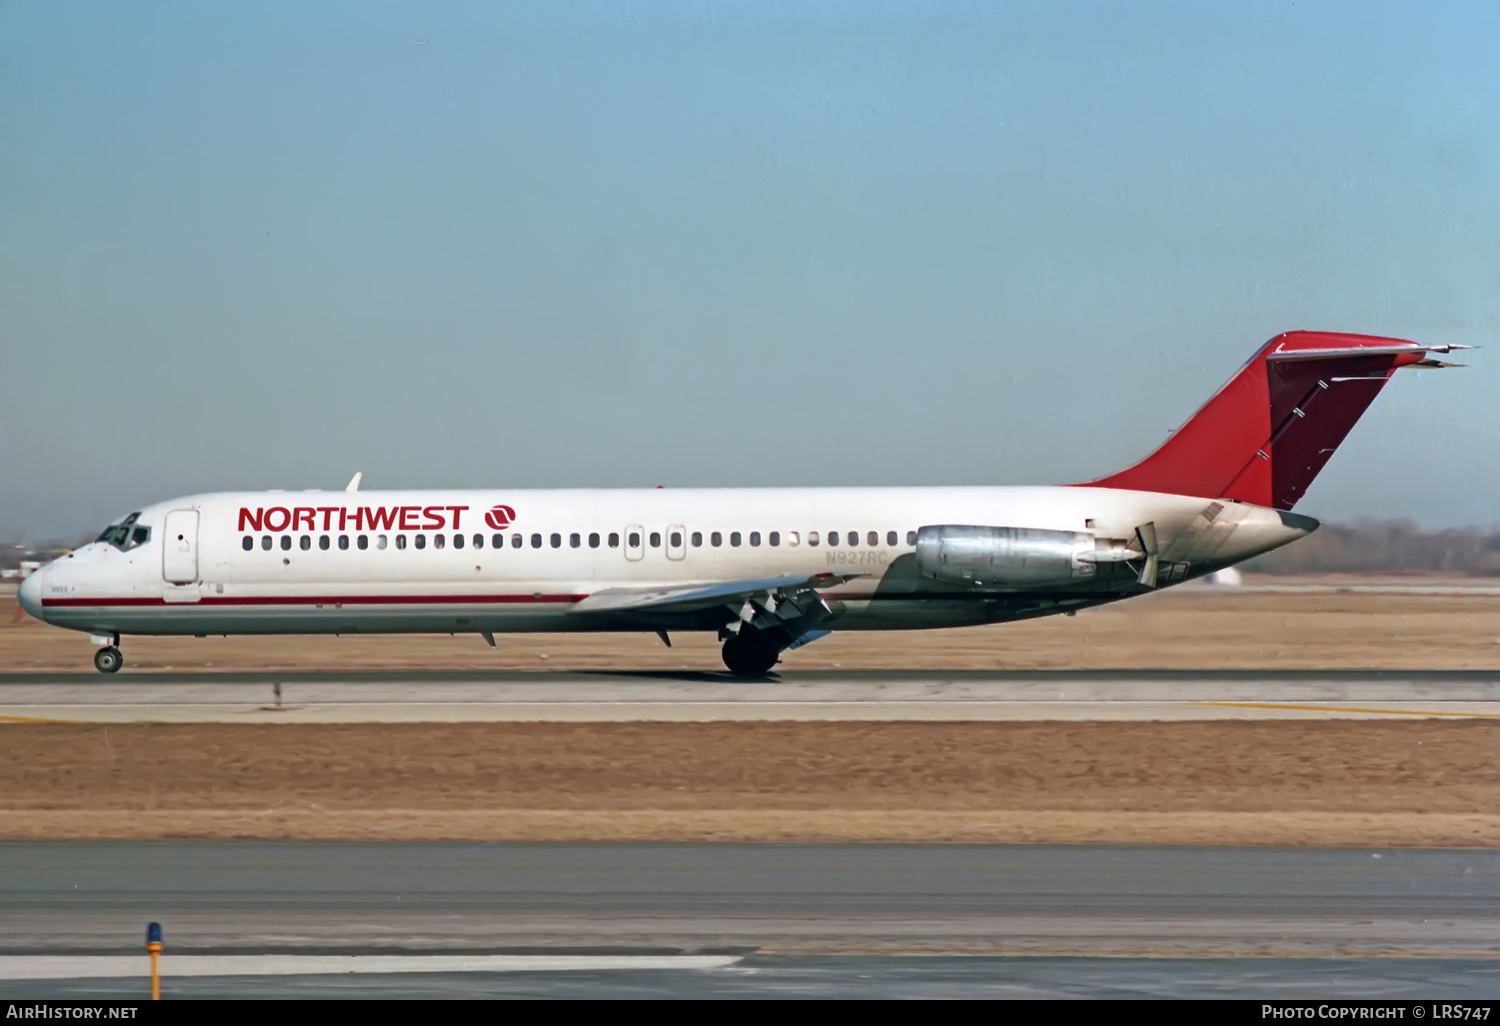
97, 514, 149, 551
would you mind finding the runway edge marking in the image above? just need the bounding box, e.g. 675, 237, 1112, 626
1198, 701, 1500, 719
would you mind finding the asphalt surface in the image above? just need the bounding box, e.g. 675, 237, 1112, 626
10, 958, 1500, 999
1, 842, 1497, 997
3, 669, 1500, 721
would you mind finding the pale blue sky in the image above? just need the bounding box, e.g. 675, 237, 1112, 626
2, 1, 1497, 538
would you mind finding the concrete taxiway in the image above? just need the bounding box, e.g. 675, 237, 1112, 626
3, 842, 1498, 959
2, 669, 1500, 722
1, 842, 1497, 999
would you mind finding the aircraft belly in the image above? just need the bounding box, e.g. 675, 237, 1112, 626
41, 602, 585, 636
829, 591, 1132, 630
43, 586, 1135, 636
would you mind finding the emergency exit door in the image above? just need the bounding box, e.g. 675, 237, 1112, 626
624, 524, 644, 562
162, 509, 199, 584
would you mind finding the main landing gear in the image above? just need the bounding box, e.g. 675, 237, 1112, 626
721, 631, 779, 677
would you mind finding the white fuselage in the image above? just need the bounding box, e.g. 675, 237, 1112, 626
22, 485, 1311, 639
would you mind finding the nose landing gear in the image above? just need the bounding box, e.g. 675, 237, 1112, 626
91, 633, 123, 673
93, 646, 123, 674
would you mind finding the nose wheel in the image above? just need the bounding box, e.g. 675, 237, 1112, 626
93, 646, 123, 674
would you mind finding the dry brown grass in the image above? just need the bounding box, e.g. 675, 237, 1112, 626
2, 720, 1498, 846
6, 580, 1499, 846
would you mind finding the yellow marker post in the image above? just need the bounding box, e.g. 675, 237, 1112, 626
146, 922, 162, 1000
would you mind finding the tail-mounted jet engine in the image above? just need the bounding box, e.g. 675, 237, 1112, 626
915, 525, 1133, 589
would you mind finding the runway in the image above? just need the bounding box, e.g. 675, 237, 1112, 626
1, 842, 1497, 998
3, 669, 1500, 722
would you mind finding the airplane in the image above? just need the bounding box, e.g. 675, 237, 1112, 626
17, 330, 1467, 676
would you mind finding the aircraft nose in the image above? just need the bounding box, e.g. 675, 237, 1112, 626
16, 568, 45, 621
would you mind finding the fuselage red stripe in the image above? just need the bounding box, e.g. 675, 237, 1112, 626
39, 594, 588, 608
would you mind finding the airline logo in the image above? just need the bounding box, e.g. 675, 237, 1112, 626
484, 504, 516, 530
237, 504, 485, 533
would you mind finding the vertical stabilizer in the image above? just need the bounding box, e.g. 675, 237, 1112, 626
1084, 331, 1464, 510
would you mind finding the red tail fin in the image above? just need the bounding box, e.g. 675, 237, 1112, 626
1086, 331, 1458, 510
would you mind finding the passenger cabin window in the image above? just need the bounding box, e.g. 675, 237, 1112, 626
649, 532, 661, 548
608, 532, 620, 548
300, 535, 311, 550
415, 534, 426, 550
628, 531, 641, 548
887, 531, 898, 547
242, 536, 253, 551
868, 532, 879, 547
356, 535, 367, 550
906, 530, 917, 545
473, 534, 483, 549
711, 531, 722, 547
318, 535, 330, 550
808, 531, 819, 546
493, 534, 505, 548
550, 533, 561, 548
453, 534, 463, 549
730, 531, 742, 547
376, 535, 387, 549
787, 531, 800, 546
261, 536, 272, 550
570, 533, 581, 548
669, 531, 682, 548
827, 531, 839, 546
691, 531, 703, 547
589, 533, 600, 548
512, 533, 523, 548
769, 532, 780, 547
749, 531, 761, 547
281, 536, 292, 551
531, 534, 542, 548
396, 534, 407, 549
434, 534, 445, 550
339, 534, 350, 550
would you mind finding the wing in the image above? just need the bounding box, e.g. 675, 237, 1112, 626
571, 572, 862, 615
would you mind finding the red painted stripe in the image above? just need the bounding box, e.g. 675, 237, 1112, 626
39, 597, 163, 608
40, 594, 587, 609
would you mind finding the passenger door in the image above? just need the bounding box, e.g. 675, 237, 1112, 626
161, 509, 200, 594
624, 524, 645, 562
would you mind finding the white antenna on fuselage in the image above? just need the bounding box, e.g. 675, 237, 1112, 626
345, 472, 362, 493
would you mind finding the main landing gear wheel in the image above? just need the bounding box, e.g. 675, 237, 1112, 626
94, 647, 123, 674
721, 633, 779, 676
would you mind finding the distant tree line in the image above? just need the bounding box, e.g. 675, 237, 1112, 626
1244, 520, 1500, 575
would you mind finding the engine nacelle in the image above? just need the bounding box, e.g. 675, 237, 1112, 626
914, 525, 1099, 588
